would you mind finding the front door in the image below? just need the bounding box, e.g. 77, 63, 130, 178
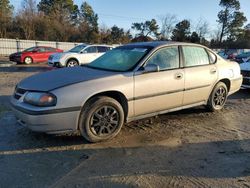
32, 47, 46, 62
134, 46, 184, 116
80, 46, 99, 64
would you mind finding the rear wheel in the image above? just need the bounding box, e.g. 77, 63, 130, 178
24, 57, 33, 64
66, 59, 79, 67
79, 96, 124, 143
207, 82, 228, 111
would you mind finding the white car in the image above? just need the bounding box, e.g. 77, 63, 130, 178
48, 44, 113, 67
240, 61, 250, 88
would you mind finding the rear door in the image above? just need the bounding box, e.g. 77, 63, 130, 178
41, 47, 56, 62
182, 46, 218, 105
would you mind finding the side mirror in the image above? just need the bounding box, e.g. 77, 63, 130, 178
142, 64, 159, 73
80, 50, 87, 54
32, 50, 38, 53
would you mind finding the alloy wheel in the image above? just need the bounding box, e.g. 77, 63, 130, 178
213, 86, 227, 108
90, 106, 119, 137
67, 61, 78, 67
24, 57, 32, 64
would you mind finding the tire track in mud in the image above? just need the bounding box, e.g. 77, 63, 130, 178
1, 65, 250, 188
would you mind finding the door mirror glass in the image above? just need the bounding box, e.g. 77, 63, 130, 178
142, 64, 159, 73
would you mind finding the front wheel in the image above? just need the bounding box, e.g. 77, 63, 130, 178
24, 57, 33, 64
207, 82, 228, 111
79, 96, 124, 143
66, 59, 79, 67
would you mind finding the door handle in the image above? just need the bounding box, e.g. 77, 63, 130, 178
175, 73, 183, 79
210, 68, 217, 74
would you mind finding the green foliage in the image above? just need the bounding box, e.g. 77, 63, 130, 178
37, 0, 76, 16
171, 20, 191, 42
0, 0, 13, 37
78, 1, 99, 43
190, 32, 200, 43
99, 25, 131, 44
80, 2, 98, 32
217, 0, 247, 43
1, 0, 249, 49
132, 19, 160, 38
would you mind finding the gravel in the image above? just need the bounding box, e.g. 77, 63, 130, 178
1, 63, 250, 188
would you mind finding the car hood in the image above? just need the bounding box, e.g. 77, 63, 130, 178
50, 52, 78, 58
18, 66, 117, 91
10, 52, 22, 56
240, 62, 250, 71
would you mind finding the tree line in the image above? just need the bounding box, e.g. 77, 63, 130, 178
0, 0, 249, 48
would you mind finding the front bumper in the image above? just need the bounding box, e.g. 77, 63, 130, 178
10, 97, 80, 134
9, 56, 21, 63
48, 59, 65, 68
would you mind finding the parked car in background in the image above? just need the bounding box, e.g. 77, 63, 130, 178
240, 61, 250, 88
11, 42, 242, 142
9, 46, 63, 64
48, 44, 113, 67
217, 49, 238, 60
235, 52, 250, 63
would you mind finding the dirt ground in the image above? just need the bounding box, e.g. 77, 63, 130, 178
0, 63, 250, 188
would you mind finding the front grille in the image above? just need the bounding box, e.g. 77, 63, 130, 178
14, 87, 27, 100
241, 70, 250, 77
243, 78, 250, 85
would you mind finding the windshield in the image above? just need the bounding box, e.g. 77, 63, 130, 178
23, 47, 36, 52
69, 45, 86, 53
86, 46, 152, 72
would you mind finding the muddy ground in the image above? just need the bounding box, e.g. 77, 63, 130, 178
0, 63, 250, 188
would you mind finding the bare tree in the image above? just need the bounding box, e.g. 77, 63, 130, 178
195, 17, 209, 40
0, 0, 13, 38
210, 25, 223, 42
17, 0, 37, 39
158, 14, 178, 40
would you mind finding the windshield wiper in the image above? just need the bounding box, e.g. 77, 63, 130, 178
81, 64, 119, 72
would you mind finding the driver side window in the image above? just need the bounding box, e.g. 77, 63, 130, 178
147, 46, 179, 70
37, 47, 46, 52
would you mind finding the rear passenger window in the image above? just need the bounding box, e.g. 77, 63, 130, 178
37, 47, 46, 52
97, 46, 110, 53
147, 46, 179, 71
183, 46, 210, 67
46, 47, 56, 52
207, 50, 217, 64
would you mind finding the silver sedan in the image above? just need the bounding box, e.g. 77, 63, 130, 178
11, 42, 242, 142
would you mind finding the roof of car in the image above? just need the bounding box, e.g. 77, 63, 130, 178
124, 41, 204, 48
87, 44, 113, 47
35, 46, 56, 48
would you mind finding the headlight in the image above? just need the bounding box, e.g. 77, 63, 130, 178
24, 92, 57, 107
54, 53, 65, 59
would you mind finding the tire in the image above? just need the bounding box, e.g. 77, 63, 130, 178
79, 96, 124, 143
207, 82, 228, 112
24, 57, 33, 64
66, 59, 79, 67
